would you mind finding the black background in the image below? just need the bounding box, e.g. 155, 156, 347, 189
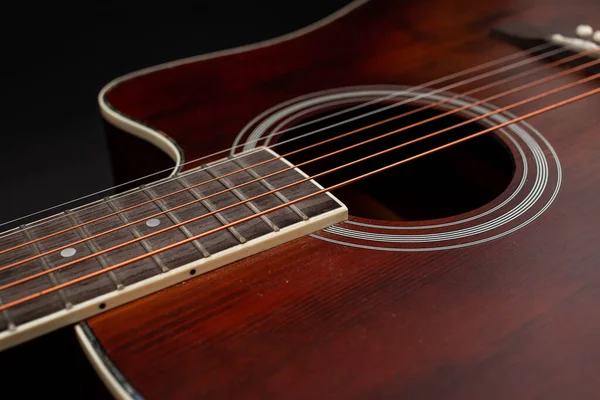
2, 1, 352, 227
1, 1, 353, 398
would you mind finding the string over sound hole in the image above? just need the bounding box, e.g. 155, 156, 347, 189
275, 102, 516, 222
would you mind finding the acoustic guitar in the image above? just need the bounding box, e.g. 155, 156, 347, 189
2, 0, 600, 398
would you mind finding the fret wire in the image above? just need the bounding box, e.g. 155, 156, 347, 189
179, 179, 248, 244
202, 163, 280, 233
140, 186, 212, 258
0, 296, 16, 331
102, 199, 169, 273
21, 225, 72, 309
64, 211, 124, 290
229, 156, 309, 221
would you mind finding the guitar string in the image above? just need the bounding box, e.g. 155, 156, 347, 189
1, 46, 570, 262
0, 50, 596, 270
0, 53, 597, 271
0, 70, 597, 301
0, 43, 558, 231
0, 45, 585, 257
1, 83, 598, 313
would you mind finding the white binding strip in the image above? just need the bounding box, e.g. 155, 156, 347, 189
98, 0, 373, 174
1, 200, 347, 352
75, 325, 135, 400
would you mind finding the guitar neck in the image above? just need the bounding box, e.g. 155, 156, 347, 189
0, 148, 347, 350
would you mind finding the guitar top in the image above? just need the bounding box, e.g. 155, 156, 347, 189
2, 0, 600, 398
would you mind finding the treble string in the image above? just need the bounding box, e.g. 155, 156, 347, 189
0, 69, 598, 302
0, 45, 587, 260
1, 81, 598, 312
0, 50, 597, 274
0, 43, 561, 234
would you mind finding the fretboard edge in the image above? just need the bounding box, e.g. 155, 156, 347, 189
0, 201, 348, 352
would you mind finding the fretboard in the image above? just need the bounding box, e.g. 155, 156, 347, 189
0, 148, 347, 350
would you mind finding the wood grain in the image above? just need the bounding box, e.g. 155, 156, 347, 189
87, 0, 600, 398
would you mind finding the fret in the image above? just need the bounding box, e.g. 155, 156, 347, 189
64, 210, 124, 289
230, 155, 309, 221
178, 164, 277, 243
1, 277, 64, 328
234, 148, 342, 218
102, 199, 169, 272
22, 226, 72, 308
0, 237, 17, 330
199, 157, 304, 230
202, 163, 280, 233
68, 201, 164, 285
22, 214, 117, 310
0, 297, 14, 332
0, 225, 71, 327
179, 178, 248, 244
141, 185, 212, 258
0, 148, 347, 350
142, 178, 240, 255
100, 190, 206, 272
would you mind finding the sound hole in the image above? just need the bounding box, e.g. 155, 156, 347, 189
274, 102, 515, 221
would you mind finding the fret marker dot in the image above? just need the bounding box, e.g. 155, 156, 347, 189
146, 218, 161, 227
60, 248, 77, 258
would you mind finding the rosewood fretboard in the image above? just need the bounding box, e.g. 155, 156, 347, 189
0, 148, 347, 350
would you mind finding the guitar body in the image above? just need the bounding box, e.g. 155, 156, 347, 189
6, 0, 600, 398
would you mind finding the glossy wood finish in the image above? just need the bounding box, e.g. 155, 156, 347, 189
89, 0, 600, 398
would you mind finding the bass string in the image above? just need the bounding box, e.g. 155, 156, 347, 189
0, 46, 588, 258
0, 70, 598, 302
0, 43, 559, 232
0, 55, 598, 273
1, 84, 599, 313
